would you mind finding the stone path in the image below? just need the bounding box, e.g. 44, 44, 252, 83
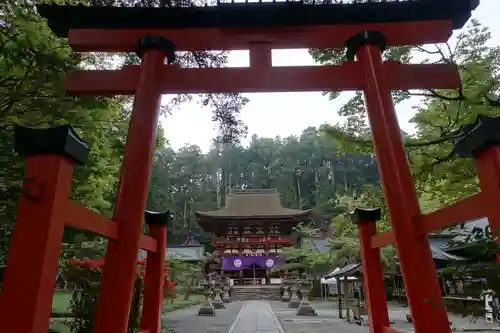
228, 301, 285, 333
163, 299, 500, 333
270, 300, 500, 333
162, 300, 245, 333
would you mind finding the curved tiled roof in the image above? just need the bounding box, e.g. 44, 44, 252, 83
196, 189, 311, 220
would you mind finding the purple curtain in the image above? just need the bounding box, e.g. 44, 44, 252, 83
221, 255, 282, 271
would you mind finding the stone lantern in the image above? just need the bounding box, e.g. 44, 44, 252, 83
281, 279, 294, 302
297, 274, 316, 316
198, 279, 215, 316
288, 278, 301, 309
222, 277, 232, 303
212, 277, 225, 309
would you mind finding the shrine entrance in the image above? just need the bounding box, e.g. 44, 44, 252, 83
0, 1, 486, 333
242, 263, 266, 284
197, 189, 307, 286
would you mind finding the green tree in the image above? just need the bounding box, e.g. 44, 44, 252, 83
0, 0, 133, 258
317, 20, 500, 207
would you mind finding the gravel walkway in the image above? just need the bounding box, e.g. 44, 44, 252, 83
227, 300, 285, 333
270, 300, 500, 333
160, 299, 500, 333
161, 301, 245, 333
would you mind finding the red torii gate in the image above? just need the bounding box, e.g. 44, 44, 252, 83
0, 1, 484, 333
352, 112, 500, 333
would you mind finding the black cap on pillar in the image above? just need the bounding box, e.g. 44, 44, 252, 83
350, 207, 382, 225
345, 30, 387, 62
144, 210, 172, 226
13, 124, 90, 165
454, 115, 500, 158
136, 36, 176, 64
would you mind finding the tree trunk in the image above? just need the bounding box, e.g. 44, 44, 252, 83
183, 196, 188, 228
296, 178, 302, 209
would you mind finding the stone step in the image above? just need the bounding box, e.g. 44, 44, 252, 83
232, 287, 282, 300
233, 295, 282, 300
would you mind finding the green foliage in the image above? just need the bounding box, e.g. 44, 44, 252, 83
65, 266, 101, 333
167, 257, 201, 297
408, 19, 500, 204
163, 294, 205, 312
62, 263, 144, 333
276, 224, 334, 278
0, 0, 133, 259
147, 126, 379, 244
327, 185, 396, 270
319, 20, 500, 206
0, 0, 248, 261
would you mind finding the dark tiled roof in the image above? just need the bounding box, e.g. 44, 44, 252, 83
196, 189, 310, 219
443, 217, 491, 251
324, 263, 361, 279
38, 0, 478, 37
428, 235, 468, 261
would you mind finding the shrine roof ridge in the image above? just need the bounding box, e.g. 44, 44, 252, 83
196, 188, 311, 220
37, 0, 479, 38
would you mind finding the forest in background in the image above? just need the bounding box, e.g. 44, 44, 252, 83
147, 127, 379, 245
1, 0, 499, 272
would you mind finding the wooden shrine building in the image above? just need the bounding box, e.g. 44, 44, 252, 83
196, 189, 311, 285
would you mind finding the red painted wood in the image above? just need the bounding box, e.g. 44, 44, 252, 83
371, 231, 395, 249
356, 219, 390, 333
140, 225, 167, 333
92, 49, 166, 333
67, 21, 453, 52
64, 201, 157, 252
213, 239, 295, 245
249, 42, 272, 69
65, 201, 118, 238
64, 62, 459, 95
372, 193, 485, 248
357, 44, 451, 333
140, 235, 158, 253
474, 146, 500, 261
382, 327, 407, 333
418, 193, 485, 233
0, 155, 75, 333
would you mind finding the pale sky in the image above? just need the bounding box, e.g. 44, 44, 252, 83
161, 0, 500, 152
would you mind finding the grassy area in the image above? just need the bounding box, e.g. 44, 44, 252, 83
49, 291, 73, 333
48, 293, 204, 333
52, 291, 72, 313
49, 320, 71, 333
51, 291, 205, 314
163, 294, 205, 312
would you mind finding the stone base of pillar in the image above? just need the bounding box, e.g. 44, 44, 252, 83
281, 295, 290, 302
297, 301, 317, 316
212, 299, 225, 309
289, 297, 300, 308
198, 303, 216, 316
